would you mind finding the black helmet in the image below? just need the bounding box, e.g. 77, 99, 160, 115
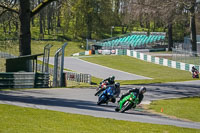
110, 76, 115, 81
139, 86, 146, 94
115, 82, 120, 88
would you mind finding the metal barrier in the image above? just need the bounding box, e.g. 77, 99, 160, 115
42, 44, 53, 73
53, 43, 67, 87
0, 72, 49, 89
64, 71, 91, 84
37, 64, 91, 86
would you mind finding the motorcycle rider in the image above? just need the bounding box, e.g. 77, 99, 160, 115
106, 82, 121, 103
113, 82, 121, 98
95, 76, 116, 96
191, 66, 199, 78
192, 66, 198, 73
101, 75, 115, 85
117, 86, 146, 105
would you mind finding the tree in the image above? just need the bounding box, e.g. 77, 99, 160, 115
0, 0, 58, 56
155, 0, 199, 52
182, 0, 198, 52
61, 0, 116, 40
123, 0, 196, 51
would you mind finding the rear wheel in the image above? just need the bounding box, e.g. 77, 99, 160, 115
111, 98, 116, 103
97, 99, 104, 105
115, 106, 120, 112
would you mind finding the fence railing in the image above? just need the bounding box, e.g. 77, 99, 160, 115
172, 48, 200, 65
37, 63, 91, 85
64, 71, 91, 84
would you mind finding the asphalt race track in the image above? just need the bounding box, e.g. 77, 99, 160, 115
1, 58, 200, 129
0, 80, 200, 129
48, 57, 152, 80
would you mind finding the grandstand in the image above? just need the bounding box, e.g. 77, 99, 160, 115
93, 32, 166, 50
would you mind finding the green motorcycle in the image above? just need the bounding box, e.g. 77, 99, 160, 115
115, 92, 139, 113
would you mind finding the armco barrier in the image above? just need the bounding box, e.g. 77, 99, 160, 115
0, 72, 49, 89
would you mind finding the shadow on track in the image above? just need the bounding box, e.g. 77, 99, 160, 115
0, 92, 116, 113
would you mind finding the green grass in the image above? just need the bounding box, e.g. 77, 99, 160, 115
0, 40, 85, 57
149, 97, 200, 122
81, 55, 194, 85
31, 40, 85, 57
0, 104, 199, 133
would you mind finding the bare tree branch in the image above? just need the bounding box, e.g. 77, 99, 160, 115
0, 4, 19, 14
31, 0, 58, 18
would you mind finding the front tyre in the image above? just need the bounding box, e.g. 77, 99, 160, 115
97, 97, 105, 105
119, 102, 132, 113
95, 89, 103, 96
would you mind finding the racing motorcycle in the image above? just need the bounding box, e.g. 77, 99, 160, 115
115, 92, 139, 113
94, 81, 108, 96
192, 70, 199, 78
97, 86, 116, 105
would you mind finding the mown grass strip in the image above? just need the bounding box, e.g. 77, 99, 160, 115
81, 55, 194, 84
148, 97, 200, 122
0, 104, 199, 133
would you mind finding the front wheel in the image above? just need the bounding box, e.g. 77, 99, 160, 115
95, 89, 103, 96
97, 98, 104, 105
97, 95, 106, 105
119, 102, 133, 113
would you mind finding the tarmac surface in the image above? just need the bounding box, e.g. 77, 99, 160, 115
49, 57, 152, 80
1, 57, 200, 129
0, 80, 200, 129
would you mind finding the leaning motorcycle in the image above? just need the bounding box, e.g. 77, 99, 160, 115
115, 92, 139, 113
97, 86, 116, 105
192, 70, 199, 78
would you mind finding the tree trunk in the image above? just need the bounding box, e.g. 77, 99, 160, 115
124, 26, 128, 34
15, 21, 18, 32
3, 21, 6, 33
57, 4, 61, 28
31, 0, 35, 27
47, 5, 52, 35
86, 13, 92, 39
39, 13, 43, 34
19, 0, 31, 56
8, 21, 11, 35
31, 17, 35, 27
38, 0, 44, 37
168, 23, 173, 51
86, 1, 92, 39
190, 5, 197, 52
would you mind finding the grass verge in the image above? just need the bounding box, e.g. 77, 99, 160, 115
81, 55, 195, 85
31, 40, 85, 57
148, 97, 200, 122
0, 104, 199, 133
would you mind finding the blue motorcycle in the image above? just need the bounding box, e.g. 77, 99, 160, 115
97, 86, 116, 105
